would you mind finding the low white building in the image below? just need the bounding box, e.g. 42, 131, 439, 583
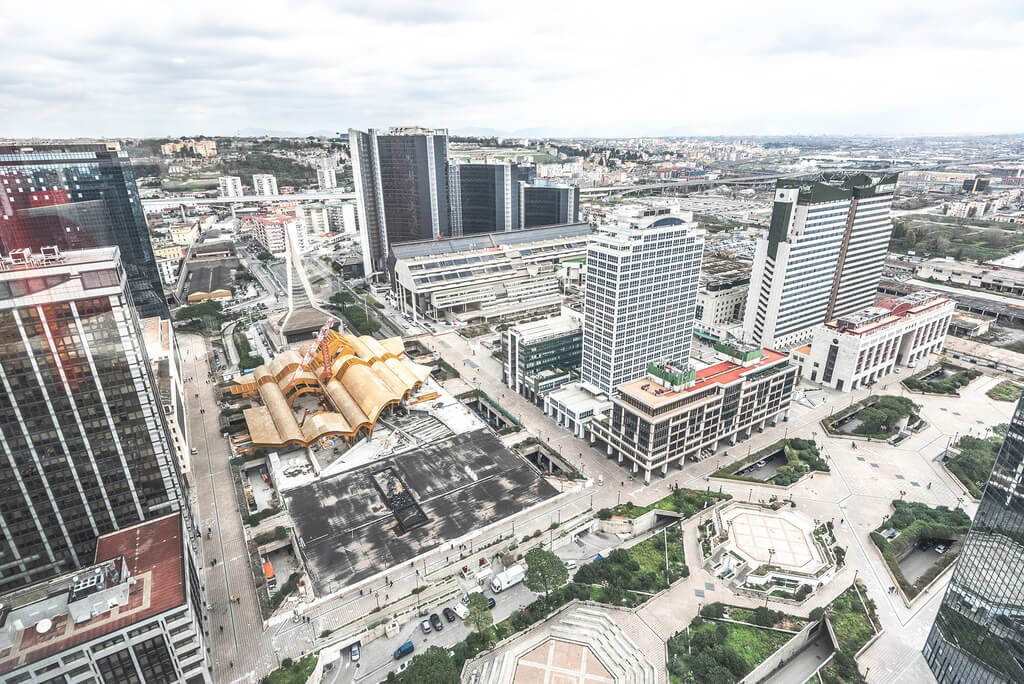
156, 257, 179, 285
544, 383, 611, 439
790, 290, 955, 391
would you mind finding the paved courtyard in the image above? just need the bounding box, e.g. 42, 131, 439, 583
723, 507, 819, 570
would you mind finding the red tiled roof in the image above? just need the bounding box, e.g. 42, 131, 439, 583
0, 514, 186, 675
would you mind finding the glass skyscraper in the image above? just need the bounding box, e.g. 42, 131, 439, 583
924, 396, 1024, 683
0, 143, 168, 319
0, 246, 184, 591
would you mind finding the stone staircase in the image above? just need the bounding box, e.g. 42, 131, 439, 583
469, 606, 658, 683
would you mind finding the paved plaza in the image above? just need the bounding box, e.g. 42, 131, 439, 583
723, 506, 820, 571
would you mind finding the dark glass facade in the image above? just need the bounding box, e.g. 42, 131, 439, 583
450, 163, 520, 236
924, 396, 1024, 683
0, 144, 168, 319
350, 129, 449, 275
520, 183, 580, 228
0, 253, 181, 591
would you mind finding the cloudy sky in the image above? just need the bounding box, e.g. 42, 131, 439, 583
3, 0, 1023, 139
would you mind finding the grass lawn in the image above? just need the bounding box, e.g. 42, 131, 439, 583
265, 654, 317, 684
573, 528, 688, 597
870, 501, 970, 599
987, 380, 1024, 402
609, 488, 731, 519
902, 363, 980, 395
668, 618, 793, 682
945, 435, 1003, 499
712, 438, 829, 486
811, 582, 880, 683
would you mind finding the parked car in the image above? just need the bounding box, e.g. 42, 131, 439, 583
393, 641, 414, 660
935, 544, 949, 554
563, 560, 577, 570
442, 607, 457, 622
430, 613, 443, 631
487, 597, 496, 609
350, 643, 360, 662
420, 619, 432, 634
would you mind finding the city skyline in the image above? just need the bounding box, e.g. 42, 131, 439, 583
2, 1, 1024, 138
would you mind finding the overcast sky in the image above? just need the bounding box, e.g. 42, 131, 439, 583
3, 0, 1023, 139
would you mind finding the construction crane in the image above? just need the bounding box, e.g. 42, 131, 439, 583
286, 317, 336, 388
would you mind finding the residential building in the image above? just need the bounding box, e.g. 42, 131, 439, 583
789, 291, 954, 391
503, 315, 582, 404
520, 180, 579, 228
0, 513, 211, 683
349, 127, 450, 276
169, 220, 200, 246
917, 259, 1024, 297
0, 247, 186, 591
590, 345, 796, 484
155, 257, 178, 285
0, 143, 169, 318
250, 213, 300, 255
218, 175, 243, 198
294, 203, 330, 241
924, 396, 1024, 683
449, 162, 529, 236
161, 139, 217, 157
252, 173, 279, 197
744, 174, 898, 349
581, 207, 704, 395
390, 223, 591, 324
151, 241, 185, 262
317, 163, 337, 191
694, 252, 750, 347
326, 199, 359, 234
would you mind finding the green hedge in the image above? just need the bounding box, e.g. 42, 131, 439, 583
712, 438, 829, 486
903, 364, 980, 395
946, 435, 1002, 499
824, 395, 919, 439
871, 501, 970, 598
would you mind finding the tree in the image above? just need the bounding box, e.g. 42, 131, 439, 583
524, 548, 569, 600
257, 250, 273, 262
465, 592, 492, 635
392, 646, 457, 684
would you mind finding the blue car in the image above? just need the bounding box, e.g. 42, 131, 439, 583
394, 641, 414, 660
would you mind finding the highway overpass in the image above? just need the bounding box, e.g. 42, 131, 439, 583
142, 191, 355, 211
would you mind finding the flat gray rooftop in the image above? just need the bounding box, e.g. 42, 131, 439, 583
287, 429, 558, 594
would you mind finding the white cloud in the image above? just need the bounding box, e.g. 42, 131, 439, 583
1, 0, 1022, 137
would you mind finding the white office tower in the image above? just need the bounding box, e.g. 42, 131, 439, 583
828, 173, 899, 318
581, 207, 704, 395
252, 173, 279, 196
744, 174, 899, 349
317, 163, 337, 191
218, 175, 243, 198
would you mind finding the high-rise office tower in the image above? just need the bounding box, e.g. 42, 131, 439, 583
252, 173, 279, 196
520, 180, 580, 228
349, 127, 449, 277
827, 173, 899, 319
581, 207, 704, 395
0, 246, 185, 591
0, 143, 168, 319
449, 162, 521, 236
743, 174, 898, 349
924, 396, 1024, 683
218, 175, 243, 198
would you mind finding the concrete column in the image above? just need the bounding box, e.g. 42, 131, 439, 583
631, 461, 638, 474
606, 443, 613, 456
644, 469, 651, 485
617, 451, 623, 464
661, 463, 668, 475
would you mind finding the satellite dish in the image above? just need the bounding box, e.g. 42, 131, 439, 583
36, 618, 53, 634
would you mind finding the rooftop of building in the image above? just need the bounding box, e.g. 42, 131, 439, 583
920, 258, 1024, 276
290, 427, 558, 594
233, 331, 433, 448
828, 291, 951, 335
617, 348, 788, 409
0, 246, 118, 277
185, 264, 232, 297
390, 222, 592, 262
509, 315, 581, 344
140, 317, 172, 355
0, 514, 185, 675
191, 240, 236, 257
0, 142, 121, 157
699, 253, 752, 290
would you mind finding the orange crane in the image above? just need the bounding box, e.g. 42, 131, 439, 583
286, 317, 336, 388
